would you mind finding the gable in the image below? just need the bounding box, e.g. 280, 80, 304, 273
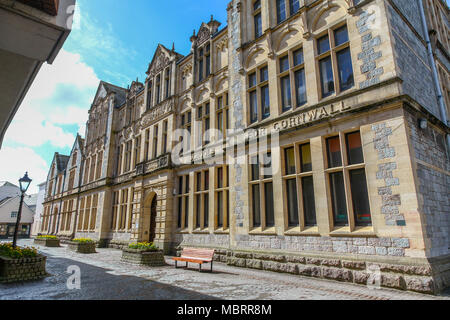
146, 44, 171, 77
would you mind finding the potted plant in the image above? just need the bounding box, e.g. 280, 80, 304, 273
68, 238, 97, 254
0, 243, 47, 283
34, 235, 60, 247
121, 242, 166, 266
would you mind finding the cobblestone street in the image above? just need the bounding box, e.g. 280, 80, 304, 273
1, 240, 449, 300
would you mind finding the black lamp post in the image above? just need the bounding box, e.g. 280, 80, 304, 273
12, 172, 32, 249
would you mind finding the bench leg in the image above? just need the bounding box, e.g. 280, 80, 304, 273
175, 260, 177, 268
186, 261, 188, 269
211, 261, 213, 273
199, 263, 202, 272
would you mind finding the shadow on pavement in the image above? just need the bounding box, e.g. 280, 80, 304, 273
0, 255, 220, 300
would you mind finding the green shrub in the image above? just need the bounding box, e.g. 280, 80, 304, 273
0, 243, 38, 259
72, 238, 95, 244
128, 242, 158, 251
36, 235, 58, 240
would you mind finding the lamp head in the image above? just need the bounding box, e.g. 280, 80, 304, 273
19, 172, 32, 193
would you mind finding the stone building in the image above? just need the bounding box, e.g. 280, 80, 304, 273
41, 0, 449, 294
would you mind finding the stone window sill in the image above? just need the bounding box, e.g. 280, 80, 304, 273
330, 226, 376, 237
284, 226, 320, 236
249, 227, 277, 236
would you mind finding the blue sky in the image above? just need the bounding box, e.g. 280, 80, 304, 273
0, 0, 229, 193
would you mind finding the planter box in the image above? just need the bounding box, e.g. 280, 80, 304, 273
121, 248, 166, 266
68, 242, 97, 254
34, 238, 60, 247
0, 255, 47, 283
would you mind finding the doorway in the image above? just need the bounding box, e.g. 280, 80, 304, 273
149, 196, 157, 243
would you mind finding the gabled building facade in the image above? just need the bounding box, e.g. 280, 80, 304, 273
41, 0, 449, 294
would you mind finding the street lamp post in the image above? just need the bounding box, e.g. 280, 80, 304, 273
12, 172, 32, 249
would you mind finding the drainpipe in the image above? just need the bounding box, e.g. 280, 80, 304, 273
418, 0, 450, 156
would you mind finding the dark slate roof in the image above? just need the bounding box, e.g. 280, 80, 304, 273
101, 81, 127, 108
55, 154, 70, 172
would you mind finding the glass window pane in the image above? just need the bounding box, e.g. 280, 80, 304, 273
249, 73, 257, 88
281, 75, 292, 111
184, 196, 189, 228
261, 85, 270, 119
286, 179, 299, 227
326, 136, 342, 168
218, 111, 223, 133
185, 175, 190, 193
280, 56, 289, 73
329, 172, 348, 226
178, 176, 183, 194
285, 147, 296, 175
319, 56, 335, 98
265, 182, 275, 227
204, 194, 209, 227
254, 0, 261, 11
276, 0, 286, 23
337, 47, 354, 92
196, 172, 202, 191
302, 176, 317, 226
334, 25, 349, 47
293, 49, 304, 66
205, 170, 209, 190
251, 156, 260, 181
217, 167, 223, 188
196, 194, 201, 228
300, 143, 312, 172
250, 90, 258, 123
350, 169, 371, 226
260, 66, 268, 82
217, 96, 223, 110
252, 184, 261, 227
177, 197, 182, 228
290, 0, 300, 15
318, 35, 330, 55
217, 191, 223, 228
263, 152, 272, 179
254, 13, 262, 38
346, 131, 364, 165
294, 68, 307, 106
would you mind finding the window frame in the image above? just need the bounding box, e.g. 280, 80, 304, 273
247, 64, 270, 125
248, 151, 275, 231
315, 23, 354, 100
324, 130, 372, 231
277, 47, 308, 115
281, 141, 318, 232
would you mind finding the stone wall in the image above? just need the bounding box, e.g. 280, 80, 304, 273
0, 255, 47, 283
121, 249, 166, 266
68, 242, 97, 254
233, 235, 410, 257
226, 249, 436, 294
405, 110, 450, 259
387, 1, 441, 120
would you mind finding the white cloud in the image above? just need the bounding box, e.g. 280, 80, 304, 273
0, 147, 49, 194
3, 49, 99, 149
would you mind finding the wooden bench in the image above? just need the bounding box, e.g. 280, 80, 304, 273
173, 248, 215, 272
